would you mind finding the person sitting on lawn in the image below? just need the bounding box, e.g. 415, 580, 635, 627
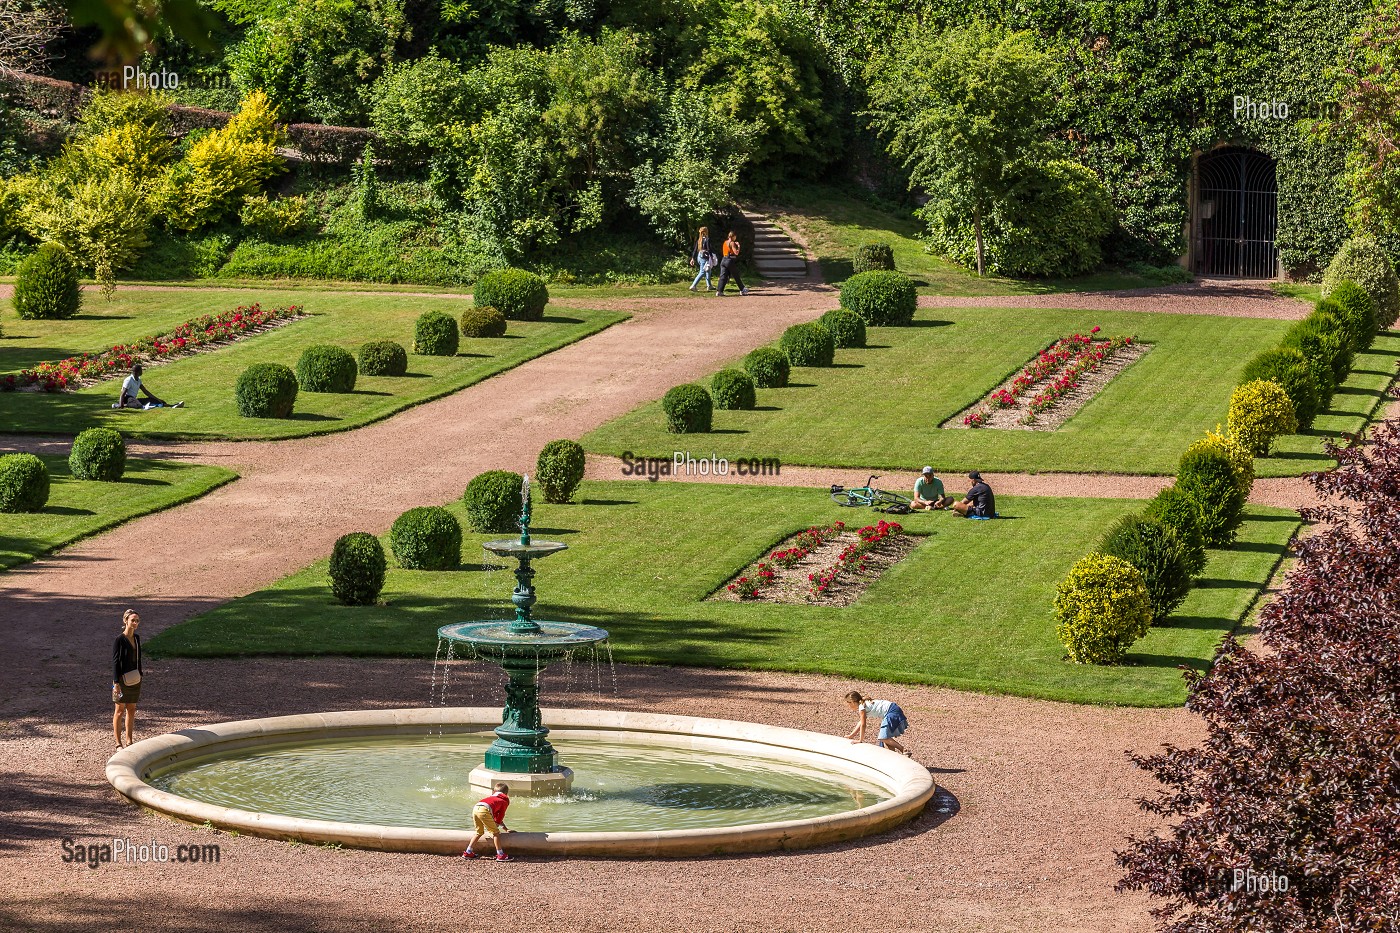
952, 471, 996, 519
114, 363, 182, 410
911, 466, 953, 511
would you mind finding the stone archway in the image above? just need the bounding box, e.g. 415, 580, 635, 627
1192, 146, 1279, 278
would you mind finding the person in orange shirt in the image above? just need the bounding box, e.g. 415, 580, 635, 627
716, 230, 748, 297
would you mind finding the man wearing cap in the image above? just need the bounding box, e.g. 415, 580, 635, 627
912, 466, 952, 510
952, 471, 996, 519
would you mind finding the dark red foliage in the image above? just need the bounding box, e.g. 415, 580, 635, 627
1116, 411, 1400, 932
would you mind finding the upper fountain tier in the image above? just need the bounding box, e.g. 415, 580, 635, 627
482, 539, 567, 558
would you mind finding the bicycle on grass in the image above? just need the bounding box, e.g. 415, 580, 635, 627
829, 475, 912, 511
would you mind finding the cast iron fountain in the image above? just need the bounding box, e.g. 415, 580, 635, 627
436, 475, 608, 795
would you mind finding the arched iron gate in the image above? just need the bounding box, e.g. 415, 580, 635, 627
1193, 147, 1279, 278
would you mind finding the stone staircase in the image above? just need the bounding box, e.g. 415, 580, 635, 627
744, 211, 808, 280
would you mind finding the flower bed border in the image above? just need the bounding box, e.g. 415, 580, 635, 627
714, 521, 918, 607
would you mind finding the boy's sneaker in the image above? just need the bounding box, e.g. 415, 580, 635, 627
494, 853, 512, 861
460, 849, 479, 860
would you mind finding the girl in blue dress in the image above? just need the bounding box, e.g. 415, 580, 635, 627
844, 690, 911, 756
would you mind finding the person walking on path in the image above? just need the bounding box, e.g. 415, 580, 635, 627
844, 690, 911, 756
689, 226, 715, 292
715, 230, 748, 297
112, 610, 143, 749
461, 783, 514, 862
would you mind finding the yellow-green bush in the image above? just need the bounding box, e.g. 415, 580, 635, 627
1227, 380, 1298, 456
239, 194, 309, 237
88, 120, 175, 179
1185, 426, 1255, 499
159, 91, 285, 231
1054, 553, 1153, 664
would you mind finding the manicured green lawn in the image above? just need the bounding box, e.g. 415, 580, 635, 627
0, 288, 626, 439
0, 455, 236, 570
1272, 283, 1323, 303
147, 481, 1297, 707
769, 185, 1165, 294
586, 307, 1396, 477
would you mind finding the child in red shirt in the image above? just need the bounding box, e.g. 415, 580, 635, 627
462, 783, 513, 861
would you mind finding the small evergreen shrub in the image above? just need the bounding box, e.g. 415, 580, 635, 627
235, 362, 298, 418
1097, 515, 1194, 625
1281, 317, 1344, 410
1177, 445, 1247, 547
818, 309, 867, 349
662, 384, 713, 433
744, 347, 790, 388
536, 439, 586, 504
1312, 308, 1356, 383
1329, 280, 1379, 350
389, 506, 462, 570
839, 270, 917, 326
1240, 347, 1319, 429
779, 322, 836, 367
1186, 427, 1255, 499
0, 453, 50, 513
852, 243, 896, 274
711, 369, 757, 410
1054, 552, 1153, 664
474, 268, 549, 321
358, 340, 408, 377
329, 532, 386, 605
463, 470, 524, 533
1313, 298, 1360, 355
296, 345, 357, 393
1228, 380, 1298, 456
1321, 235, 1400, 328
1143, 486, 1208, 576
460, 305, 507, 338
13, 242, 82, 320
414, 310, 459, 356
69, 427, 126, 481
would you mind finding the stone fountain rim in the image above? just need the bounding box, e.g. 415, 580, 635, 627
106, 707, 937, 858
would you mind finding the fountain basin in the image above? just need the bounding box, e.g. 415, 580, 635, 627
437, 620, 609, 659
482, 539, 568, 557
107, 708, 935, 857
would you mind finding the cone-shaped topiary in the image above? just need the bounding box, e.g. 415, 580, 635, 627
1228, 380, 1298, 456
235, 362, 298, 418
329, 532, 386, 605
389, 506, 462, 570
460, 306, 507, 338
296, 345, 357, 393
818, 309, 867, 349
13, 243, 82, 320
1054, 552, 1153, 664
779, 322, 836, 367
662, 384, 713, 433
711, 369, 757, 410
463, 470, 524, 533
744, 347, 790, 388
414, 310, 459, 356
0, 453, 49, 513
852, 243, 896, 274
1097, 515, 1194, 625
1320, 235, 1399, 328
536, 439, 586, 504
1328, 280, 1379, 350
69, 427, 126, 481
839, 270, 916, 326
358, 340, 408, 376
1177, 445, 1247, 547
1143, 486, 1208, 576
474, 269, 549, 321
1241, 347, 1319, 429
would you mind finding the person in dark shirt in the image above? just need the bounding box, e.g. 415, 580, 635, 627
112, 610, 143, 748
952, 471, 996, 519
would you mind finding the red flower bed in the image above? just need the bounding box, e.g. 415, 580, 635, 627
2, 303, 305, 393
808, 519, 903, 597
962, 329, 1134, 426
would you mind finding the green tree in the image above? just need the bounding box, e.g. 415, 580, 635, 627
866, 23, 1056, 276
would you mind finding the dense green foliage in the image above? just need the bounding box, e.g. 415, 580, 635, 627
779, 322, 836, 367
662, 384, 713, 434
473, 269, 549, 322
839, 271, 916, 326
295, 345, 357, 393
413, 310, 459, 356
462, 470, 524, 534
710, 369, 758, 411
818, 309, 867, 349
329, 532, 387, 606
357, 340, 408, 377
13, 243, 81, 320
234, 362, 298, 418
1327, 281, 1379, 350
0, 453, 50, 513
1054, 552, 1153, 665
1321, 236, 1400, 327
1281, 316, 1344, 409
1143, 486, 1208, 576
1097, 516, 1194, 625
68, 427, 126, 481
459, 306, 507, 339
389, 506, 462, 571
852, 243, 895, 274
536, 439, 586, 504
1241, 347, 1320, 430
1177, 446, 1247, 547
744, 347, 791, 389
1228, 380, 1298, 456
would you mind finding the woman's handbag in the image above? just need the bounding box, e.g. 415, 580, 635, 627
121, 670, 142, 687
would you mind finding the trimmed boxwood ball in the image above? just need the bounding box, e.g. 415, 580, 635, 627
818, 309, 867, 349
779, 322, 836, 367
1228, 380, 1298, 456
414, 310, 459, 356
389, 506, 462, 570
852, 243, 896, 274
1143, 486, 1208, 576
474, 268, 549, 322
296, 345, 357, 393
463, 470, 524, 533
0, 453, 50, 513
1321, 235, 1400, 328
358, 340, 408, 377
1053, 552, 1153, 664
839, 270, 917, 326
744, 347, 790, 388
235, 362, 298, 419
460, 305, 507, 338
1096, 515, 1194, 625
13, 242, 81, 320
329, 532, 386, 605
1177, 445, 1246, 547
1328, 280, 1379, 350
536, 439, 586, 504
711, 369, 757, 410
1240, 347, 1319, 429
69, 427, 126, 481
662, 384, 713, 433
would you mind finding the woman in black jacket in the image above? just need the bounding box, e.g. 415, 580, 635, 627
112, 610, 142, 749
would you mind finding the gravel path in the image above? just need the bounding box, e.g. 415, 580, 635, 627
920, 278, 1310, 319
